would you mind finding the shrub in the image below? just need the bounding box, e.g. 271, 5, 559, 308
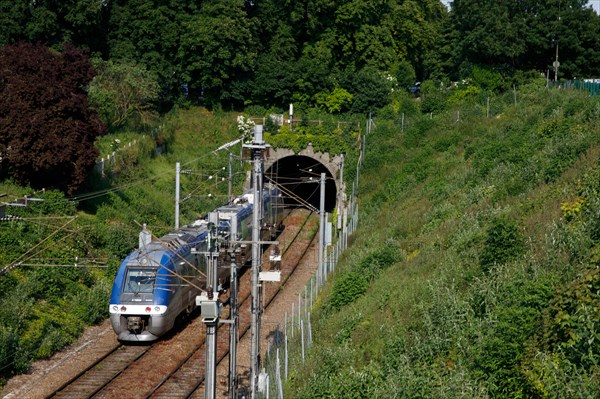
326, 271, 368, 313
544, 267, 600, 369
0, 326, 18, 378
420, 80, 447, 114
469, 275, 555, 397
71, 280, 111, 325
358, 243, 402, 281
480, 217, 524, 272
471, 65, 505, 93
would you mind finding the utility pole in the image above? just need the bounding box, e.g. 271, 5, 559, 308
337, 155, 344, 233
228, 257, 238, 399
245, 125, 267, 399
318, 173, 326, 288
554, 0, 561, 82
175, 162, 180, 229
228, 152, 233, 204
203, 213, 220, 399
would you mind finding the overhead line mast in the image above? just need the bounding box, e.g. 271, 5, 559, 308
244, 125, 269, 399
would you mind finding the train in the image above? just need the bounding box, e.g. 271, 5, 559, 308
109, 184, 283, 342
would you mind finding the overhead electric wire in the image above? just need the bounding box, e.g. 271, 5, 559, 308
131, 220, 207, 291
68, 138, 243, 204
0, 217, 78, 275
264, 175, 319, 213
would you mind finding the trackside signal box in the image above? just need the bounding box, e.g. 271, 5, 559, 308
196, 293, 221, 322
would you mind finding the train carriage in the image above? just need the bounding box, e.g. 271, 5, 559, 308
109, 186, 282, 342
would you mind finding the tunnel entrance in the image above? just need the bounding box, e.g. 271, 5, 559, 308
265, 155, 337, 212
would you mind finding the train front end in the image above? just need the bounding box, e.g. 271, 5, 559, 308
109, 247, 174, 342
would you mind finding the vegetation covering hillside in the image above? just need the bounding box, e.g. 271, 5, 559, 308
287, 82, 599, 397
0, 109, 246, 384
0, 106, 361, 387
1, 2, 600, 396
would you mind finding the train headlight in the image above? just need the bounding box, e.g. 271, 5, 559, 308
145, 307, 151, 313
112, 305, 118, 312
154, 306, 160, 312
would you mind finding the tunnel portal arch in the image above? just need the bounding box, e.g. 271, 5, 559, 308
264, 146, 342, 213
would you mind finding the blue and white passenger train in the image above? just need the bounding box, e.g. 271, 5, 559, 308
109, 185, 283, 342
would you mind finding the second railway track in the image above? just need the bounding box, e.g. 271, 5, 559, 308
45, 208, 318, 399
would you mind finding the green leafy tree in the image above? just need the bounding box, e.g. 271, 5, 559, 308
108, 0, 191, 101
450, 0, 600, 77
251, 22, 298, 108
179, 0, 256, 108
0, 1, 29, 46
0, 0, 109, 53
393, 60, 417, 91
315, 87, 354, 113
343, 66, 391, 114
88, 59, 160, 129
391, 0, 446, 76
292, 42, 335, 107
0, 42, 106, 194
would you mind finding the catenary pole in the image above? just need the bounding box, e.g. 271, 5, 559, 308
318, 173, 326, 288
204, 218, 219, 399
228, 152, 233, 204
249, 125, 265, 399
175, 162, 180, 229
229, 259, 238, 399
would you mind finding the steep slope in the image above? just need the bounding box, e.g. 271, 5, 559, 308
289, 84, 600, 397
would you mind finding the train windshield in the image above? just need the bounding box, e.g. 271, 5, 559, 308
124, 268, 156, 293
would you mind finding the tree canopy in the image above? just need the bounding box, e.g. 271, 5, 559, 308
1, 1, 600, 115
0, 42, 106, 194
449, 0, 600, 78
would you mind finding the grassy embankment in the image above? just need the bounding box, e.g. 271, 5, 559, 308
0, 108, 242, 385
287, 84, 600, 397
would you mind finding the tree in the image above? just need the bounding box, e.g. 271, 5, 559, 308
315, 87, 353, 113
449, 0, 600, 78
0, 0, 109, 54
88, 59, 160, 129
0, 1, 29, 46
108, 0, 192, 102
179, 0, 257, 108
343, 66, 391, 114
250, 21, 298, 108
0, 42, 106, 194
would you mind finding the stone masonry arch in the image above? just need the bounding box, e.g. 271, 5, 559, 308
264, 144, 344, 213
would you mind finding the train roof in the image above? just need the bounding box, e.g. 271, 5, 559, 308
128, 220, 209, 266
159, 220, 209, 250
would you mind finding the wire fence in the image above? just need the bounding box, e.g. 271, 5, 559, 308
256, 116, 367, 398
94, 138, 141, 177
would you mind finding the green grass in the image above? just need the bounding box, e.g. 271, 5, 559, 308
287, 84, 600, 398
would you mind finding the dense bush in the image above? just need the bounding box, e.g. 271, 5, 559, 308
479, 217, 524, 272
326, 271, 368, 313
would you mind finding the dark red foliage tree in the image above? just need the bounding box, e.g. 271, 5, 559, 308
0, 42, 106, 194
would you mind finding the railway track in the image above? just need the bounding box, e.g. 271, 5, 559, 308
146, 209, 316, 398
45, 344, 147, 399
44, 209, 317, 399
